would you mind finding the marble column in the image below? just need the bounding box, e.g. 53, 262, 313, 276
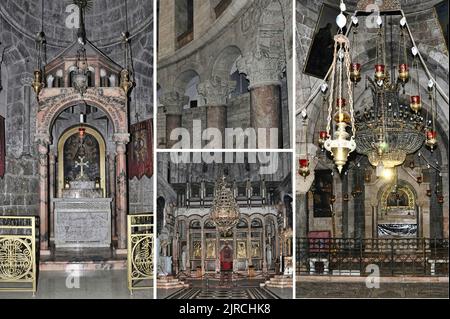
197, 77, 234, 148
262, 219, 267, 272
107, 153, 117, 239
237, 50, 284, 148
160, 91, 188, 148
201, 224, 205, 275
21, 76, 33, 156
37, 136, 50, 255
113, 133, 130, 251
49, 153, 56, 240
186, 227, 191, 273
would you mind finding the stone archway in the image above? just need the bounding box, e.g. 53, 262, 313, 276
364, 167, 431, 239
35, 87, 129, 255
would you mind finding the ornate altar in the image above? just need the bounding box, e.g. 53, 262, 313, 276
53, 143, 112, 248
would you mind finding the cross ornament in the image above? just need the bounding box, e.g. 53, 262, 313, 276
75, 156, 89, 177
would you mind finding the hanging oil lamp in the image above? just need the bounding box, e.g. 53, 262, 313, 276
409, 48, 422, 113
410, 95, 421, 113
32, 31, 46, 98
120, 31, 135, 95
298, 159, 310, 179
323, 8, 356, 173
426, 130, 437, 150
397, 23, 409, 85
375, 64, 386, 82
398, 63, 409, 84
318, 84, 329, 148
318, 131, 328, 148
350, 63, 361, 83
78, 113, 86, 139
425, 81, 438, 151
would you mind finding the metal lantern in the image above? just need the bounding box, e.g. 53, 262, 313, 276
298, 159, 310, 179
350, 63, 361, 83
120, 69, 134, 95
323, 34, 357, 174
398, 63, 409, 83
375, 64, 386, 81
318, 131, 328, 147
410, 95, 422, 113
426, 130, 437, 150
32, 69, 44, 96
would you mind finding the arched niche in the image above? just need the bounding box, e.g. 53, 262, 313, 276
173, 70, 200, 109
56, 125, 106, 197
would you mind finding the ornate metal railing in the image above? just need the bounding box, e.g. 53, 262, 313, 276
296, 238, 449, 277
0, 216, 36, 294
127, 214, 153, 293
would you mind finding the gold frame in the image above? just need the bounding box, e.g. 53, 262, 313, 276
127, 214, 153, 293
381, 185, 415, 211
57, 126, 106, 197
206, 239, 216, 259
237, 241, 247, 259
0, 216, 36, 294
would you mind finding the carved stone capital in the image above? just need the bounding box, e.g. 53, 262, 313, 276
197, 77, 235, 107
113, 133, 130, 146
159, 91, 189, 115
21, 75, 34, 87
236, 49, 285, 88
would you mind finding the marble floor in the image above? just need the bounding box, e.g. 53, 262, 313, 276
158, 279, 292, 299
296, 281, 449, 298
0, 270, 153, 299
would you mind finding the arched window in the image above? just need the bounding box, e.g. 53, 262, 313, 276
175, 0, 194, 49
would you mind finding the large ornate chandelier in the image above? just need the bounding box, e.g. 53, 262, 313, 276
352, 11, 433, 176
210, 176, 240, 236
322, 2, 357, 173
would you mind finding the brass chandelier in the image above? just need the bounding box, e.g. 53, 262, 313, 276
210, 176, 240, 236
322, 2, 357, 174
351, 12, 435, 176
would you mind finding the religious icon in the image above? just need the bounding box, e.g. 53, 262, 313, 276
192, 241, 201, 259
206, 240, 216, 259
251, 241, 260, 258
237, 241, 247, 259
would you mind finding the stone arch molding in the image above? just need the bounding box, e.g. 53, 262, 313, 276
35, 87, 129, 146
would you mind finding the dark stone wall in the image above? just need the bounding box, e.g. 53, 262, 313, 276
296, 0, 449, 238
0, 0, 153, 215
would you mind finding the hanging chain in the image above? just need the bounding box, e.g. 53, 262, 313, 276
326, 39, 339, 135
344, 40, 356, 137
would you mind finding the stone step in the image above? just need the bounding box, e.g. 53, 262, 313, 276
39, 259, 127, 271
263, 275, 293, 288
157, 277, 189, 289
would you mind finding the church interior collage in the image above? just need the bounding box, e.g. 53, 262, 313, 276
0, 0, 448, 302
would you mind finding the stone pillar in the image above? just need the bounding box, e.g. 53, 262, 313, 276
37, 136, 50, 255
108, 153, 116, 239
262, 219, 267, 272
237, 50, 284, 148
49, 152, 56, 240
201, 224, 205, 275
197, 77, 234, 148
113, 133, 130, 251
186, 226, 191, 273
21, 76, 33, 156
160, 91, 188, 148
